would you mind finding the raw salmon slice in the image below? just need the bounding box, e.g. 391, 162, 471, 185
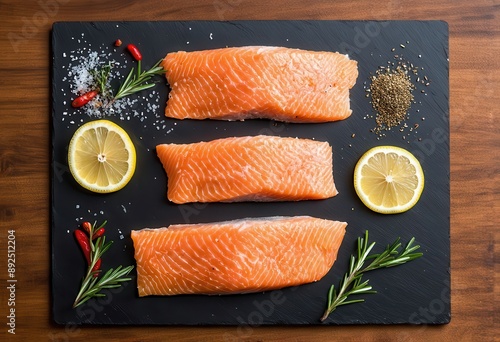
156, 135, 337, 204
161, 46, 358, 122
131, 216, 347, 296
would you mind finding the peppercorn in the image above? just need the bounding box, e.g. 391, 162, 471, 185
369, 67, 415, 132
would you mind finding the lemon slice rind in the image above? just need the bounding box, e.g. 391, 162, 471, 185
68, 120, 136, 194
353, 146, 424, 214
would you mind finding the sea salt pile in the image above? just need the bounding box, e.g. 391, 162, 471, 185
60, 40, 164, 125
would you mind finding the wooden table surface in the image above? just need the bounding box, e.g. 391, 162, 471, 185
0, 0, 498, 341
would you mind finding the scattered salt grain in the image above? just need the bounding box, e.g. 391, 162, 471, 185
121, 205, 127, 213
61, 42, 167, 132
75, 204, 80, 209
209, 33, 213, 40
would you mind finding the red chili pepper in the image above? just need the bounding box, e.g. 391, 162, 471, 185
74, 230, 91, 264
114, 39, 122, 47
127, 44, 142, 61
91, 258, 101, 278
71, 90, 98, 108
92, 227, 105, 240
81, 221, 92, 235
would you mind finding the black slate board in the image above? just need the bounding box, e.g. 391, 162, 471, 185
51, 21, 450, 326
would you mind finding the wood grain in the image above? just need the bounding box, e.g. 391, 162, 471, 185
0, 0, 498, 341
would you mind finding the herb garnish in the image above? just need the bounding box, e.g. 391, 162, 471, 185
90, 62, 112, 95
113, 59, 165, 100
320, 231, 423, 322
72, 221, 134, 308
91, 59, 165, 106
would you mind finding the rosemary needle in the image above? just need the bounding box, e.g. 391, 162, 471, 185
91, 59, 166, 107
114, 59, 166, 100
73, 221, 134, 308
90, 62, 112, 95
320, 230, 423, 322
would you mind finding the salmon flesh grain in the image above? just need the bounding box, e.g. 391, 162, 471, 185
162, 46, 358, 123
156, 135, 337, 204
131, 216, 347, 296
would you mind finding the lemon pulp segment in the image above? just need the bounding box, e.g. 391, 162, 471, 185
68, 120, 136, 193
354, 146, 424, 214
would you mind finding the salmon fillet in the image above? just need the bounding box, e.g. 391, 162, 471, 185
131, 216, 347, 296
161, 46, 358, 122
156, 135, 337, 204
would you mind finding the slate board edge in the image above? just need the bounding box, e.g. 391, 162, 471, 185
51, 20, 449, 326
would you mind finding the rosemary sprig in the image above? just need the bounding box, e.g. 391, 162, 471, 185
113, 59, 165, 100
90, 62, 112, 95
72, 221, 134, 308
320, 230, 423, 322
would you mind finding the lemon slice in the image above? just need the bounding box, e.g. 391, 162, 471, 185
68, 120, 136, 193
353, 146, 424, 214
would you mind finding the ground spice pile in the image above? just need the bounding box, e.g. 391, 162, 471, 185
369, 67, 415, 133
